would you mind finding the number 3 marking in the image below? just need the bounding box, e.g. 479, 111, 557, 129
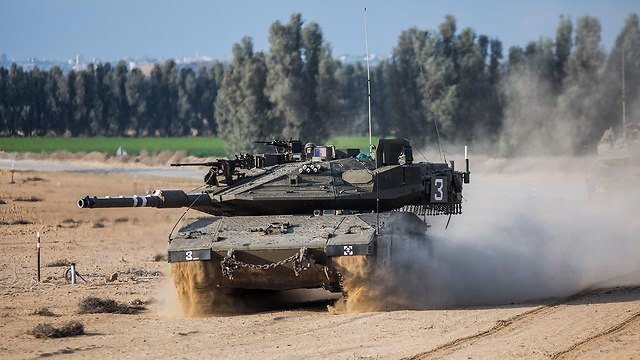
434, 178, 444, 201
185, 251, 193, 261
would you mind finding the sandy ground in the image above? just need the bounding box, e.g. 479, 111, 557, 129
1, 160, 640, 359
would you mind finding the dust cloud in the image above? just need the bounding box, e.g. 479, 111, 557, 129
499, 69, 576, 156
153, 274, 183, 318
164, 261, 339, 316
168, 261, 243, 317
338, 157, 640, 311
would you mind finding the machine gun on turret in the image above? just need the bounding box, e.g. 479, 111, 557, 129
254, 139, 289, 150
255, 139, 304, 161
171, 153, 255, 186
170, 139, 305, 186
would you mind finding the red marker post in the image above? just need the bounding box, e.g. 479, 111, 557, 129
36, 232, 41, 282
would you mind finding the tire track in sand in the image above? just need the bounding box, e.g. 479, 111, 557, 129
550, 310, 640, 360
405, 291, 594, 360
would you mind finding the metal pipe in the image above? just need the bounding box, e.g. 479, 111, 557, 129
70, 263, 76, 284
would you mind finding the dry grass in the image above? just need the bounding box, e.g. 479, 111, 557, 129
23, 176, 46, 183
58, 218, 81, 228
92, 218, 106, 228
153, 253, 167, 262
30, 321, 84, 338
33, 307, 57, 317
78, 297, 145, 314
46, 259, 73, 267
14, 196, 42, 202
0, 219, 33, 225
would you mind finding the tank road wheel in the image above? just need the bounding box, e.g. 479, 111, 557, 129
171, 261, 237, 316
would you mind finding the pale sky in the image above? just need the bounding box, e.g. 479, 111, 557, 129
1, 0, 637, 62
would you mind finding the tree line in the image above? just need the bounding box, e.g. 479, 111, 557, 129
0, 13, 638, 155
0, 59, 224, 138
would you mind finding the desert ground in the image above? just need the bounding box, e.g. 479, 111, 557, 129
0, 155, 639, 359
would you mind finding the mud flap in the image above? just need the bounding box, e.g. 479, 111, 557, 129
168, 249, 212, 262
326, 243, 373, 257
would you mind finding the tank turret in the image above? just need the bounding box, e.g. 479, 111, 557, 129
80, 138, 467, 216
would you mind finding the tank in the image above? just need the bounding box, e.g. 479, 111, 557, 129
589, 123, 640, 195
78, 138, 470, 310
588, 50, 640, 197
597, 124, 640, 165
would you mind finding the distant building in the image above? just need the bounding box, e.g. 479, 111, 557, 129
72, 53, 86, 71
1, 51, 380, 74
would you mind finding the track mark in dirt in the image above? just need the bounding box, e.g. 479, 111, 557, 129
550, 310, 640, 360
405, 291, 593, 360
404, 305, 550, 360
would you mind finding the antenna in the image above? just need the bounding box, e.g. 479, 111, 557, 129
376, 170, 380, 235
622, 46, 626, 130
427, 89, 447, 163
364, 7, 373, 149
365, 8, 379, 235
420, 66, 447, 163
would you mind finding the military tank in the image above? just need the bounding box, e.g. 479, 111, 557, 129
78, 138, 470, 310
588, 48, 640, 197
597, 124, 640, 165
589, 123, 640, 195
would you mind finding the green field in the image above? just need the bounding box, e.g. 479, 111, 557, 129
0, 136, 381, 157
0, 137, 228, 157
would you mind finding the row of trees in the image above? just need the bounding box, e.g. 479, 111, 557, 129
0, 59, 224, 137
215, 15, 344, 152
1, 13, 638, 155
501, 14, 640, 155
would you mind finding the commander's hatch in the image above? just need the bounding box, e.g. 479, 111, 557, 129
376, 138, 413, 167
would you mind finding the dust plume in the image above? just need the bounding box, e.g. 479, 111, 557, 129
337, 157, 640, 311
153, 276, 182, 318
168, 261, 243, 317
499, 69, 576, 156
162, 261, 336, 316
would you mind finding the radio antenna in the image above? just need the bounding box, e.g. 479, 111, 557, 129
365, 8, 379, 234
420, 66, 447, 163
622, 46, 626, 131
364, 7, 373, 149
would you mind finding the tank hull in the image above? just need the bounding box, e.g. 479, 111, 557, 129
168, 212, 425, 292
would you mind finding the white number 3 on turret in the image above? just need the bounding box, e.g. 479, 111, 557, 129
431, 177, 447, 203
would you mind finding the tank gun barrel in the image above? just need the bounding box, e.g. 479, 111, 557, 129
77, 190, 210, 209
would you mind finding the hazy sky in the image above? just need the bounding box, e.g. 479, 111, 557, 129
1, 0, 637, 62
